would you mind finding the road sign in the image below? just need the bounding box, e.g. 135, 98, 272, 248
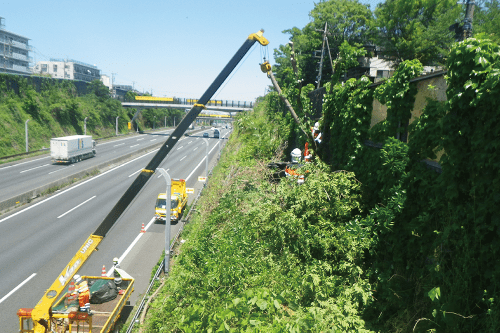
198, 177, 207, 182
186, 188, 195, 194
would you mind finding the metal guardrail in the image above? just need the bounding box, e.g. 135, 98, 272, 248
125, 181, 205, 333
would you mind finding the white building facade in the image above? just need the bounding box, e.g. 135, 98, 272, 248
0, 17, 32, 75
32, 59, 100, 82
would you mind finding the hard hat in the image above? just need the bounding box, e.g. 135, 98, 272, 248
113, 257, 119, 264
313, 122, 320, 131
73, 274, 81, 283
291, 148, 302, 163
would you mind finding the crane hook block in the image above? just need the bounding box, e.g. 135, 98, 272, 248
248, 29, 269, 46
260, 61, 272, 73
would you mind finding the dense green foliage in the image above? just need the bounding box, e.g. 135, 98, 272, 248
142, 36, 500, 332
374, 0, 461, 64
144, 98, 376, 332
273, 0, 500, 92
475, 0, 500, 43
319, 37, 500, 332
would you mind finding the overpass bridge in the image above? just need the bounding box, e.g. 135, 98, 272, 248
122, 96, 254, 112
121, 102, 252, 112
122, 97, 252, 129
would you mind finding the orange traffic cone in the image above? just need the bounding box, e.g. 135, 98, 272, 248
140, 223, 146, 233
101, 265, 107, 277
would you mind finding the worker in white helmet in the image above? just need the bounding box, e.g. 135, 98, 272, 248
72, 274, 90, 313
312, 122, 322, 144
291, 148, 302, 163
113, 257, 121, 277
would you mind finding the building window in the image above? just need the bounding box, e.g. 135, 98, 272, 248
41, 64, 48, 73
53, 64, 57, 72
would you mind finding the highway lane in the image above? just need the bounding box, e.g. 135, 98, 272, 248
0, 128, 231, 331
0, 128, 177, 204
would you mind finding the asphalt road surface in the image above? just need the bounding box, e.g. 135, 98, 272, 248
0, 128, 179, 204
0, 127, 231, 331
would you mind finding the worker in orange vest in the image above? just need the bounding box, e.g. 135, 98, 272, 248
304, 142, 311, 162
73, 275, 90, 312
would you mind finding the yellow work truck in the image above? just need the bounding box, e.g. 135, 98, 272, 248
154, 179, 189, 222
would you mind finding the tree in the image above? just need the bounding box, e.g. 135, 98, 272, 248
374, 0, 462, 65
474, 0, 500, 43
87, 80, 111, 100
125, 90, 138, 102
275, 0, 375, 88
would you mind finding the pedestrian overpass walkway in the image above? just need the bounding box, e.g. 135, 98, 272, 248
122, 96, 254, 112
121, 102, 252, 112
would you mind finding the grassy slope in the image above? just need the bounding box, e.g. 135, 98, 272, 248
142, 98, 374, 332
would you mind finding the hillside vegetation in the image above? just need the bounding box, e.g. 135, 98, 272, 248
140, 36, 500, 332
0, 74, 184, 158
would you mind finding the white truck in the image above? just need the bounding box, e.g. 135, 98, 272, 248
51, 135, 96, 164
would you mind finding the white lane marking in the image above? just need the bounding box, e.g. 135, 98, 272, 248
130, 144, 139, 148
108, 216, 157, 275
180, 156, 186, 161
188, 141, 193, 144
20, 164, 51, 174
57, 196, 96, 218
48, 165, 75, 175
114, 143, 125, 147
129, 168, 143, 178
137, 138, 144, 141
94, 134, 149, 147
150, 139, 157, 142
0, 273, 36, 304
176, 146, 183, 150
0, 148, 159, 224
193, 147, 198, 151
157, 168, 169, 178
185, 141, 219, 182
0, 156, 50, 171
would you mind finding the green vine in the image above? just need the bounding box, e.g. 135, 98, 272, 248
374, 60, 424, 140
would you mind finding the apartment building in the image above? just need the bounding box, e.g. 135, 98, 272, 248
0, 17, 32, 75
32, 58, 101, 82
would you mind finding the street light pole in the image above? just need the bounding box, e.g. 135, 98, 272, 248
116, 116, 119, 136
25, 119, 30, 152
174, 117, 176, 127
156, 168, 171, 274
164, 116, 166, 128
84, 117, 88, 135
154, 116, 156, 130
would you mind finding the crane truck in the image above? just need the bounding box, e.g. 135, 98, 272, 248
17, 29, 269, 333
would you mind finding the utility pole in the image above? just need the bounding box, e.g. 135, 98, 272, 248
463, 0, 475, 39
450, 0, 475, 41
111, 73, 116, 97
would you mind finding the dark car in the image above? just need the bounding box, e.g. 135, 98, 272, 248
203, 132, 209, 137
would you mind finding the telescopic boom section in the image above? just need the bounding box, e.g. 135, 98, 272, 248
29, 30, 268, 333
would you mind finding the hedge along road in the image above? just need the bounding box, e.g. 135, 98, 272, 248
0, 127, 231, 332
0, 127, 202, 214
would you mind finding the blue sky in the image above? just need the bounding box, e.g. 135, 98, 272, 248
2, 0, 382, 102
